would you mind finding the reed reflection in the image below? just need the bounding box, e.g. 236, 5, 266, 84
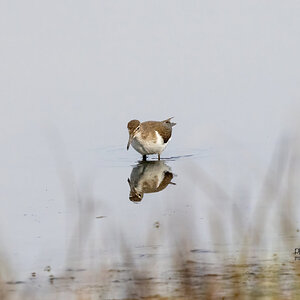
127, 160, 176, 202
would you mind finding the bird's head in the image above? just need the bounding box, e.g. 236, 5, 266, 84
127, 119, 140, 150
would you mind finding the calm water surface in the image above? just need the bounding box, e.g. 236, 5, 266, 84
1, 117, 300, 298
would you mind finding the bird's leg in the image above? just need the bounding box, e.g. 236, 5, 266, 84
143, 155, 147, 161
158, 154, 160, 160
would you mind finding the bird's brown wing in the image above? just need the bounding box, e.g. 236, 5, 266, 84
141, 121, 173, 143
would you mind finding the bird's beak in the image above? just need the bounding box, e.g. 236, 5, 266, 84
127, 134, 133, 150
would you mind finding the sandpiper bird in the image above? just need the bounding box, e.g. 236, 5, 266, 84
127, 117, 176, 161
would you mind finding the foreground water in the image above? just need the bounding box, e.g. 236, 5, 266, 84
1, 128, 300, 299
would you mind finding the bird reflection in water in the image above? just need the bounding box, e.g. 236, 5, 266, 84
127, 160, 176, 203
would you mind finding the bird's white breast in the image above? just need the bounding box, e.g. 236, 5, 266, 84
131, 131, 168, 155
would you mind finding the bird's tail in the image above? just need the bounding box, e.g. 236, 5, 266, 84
163, 117, 176, 127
